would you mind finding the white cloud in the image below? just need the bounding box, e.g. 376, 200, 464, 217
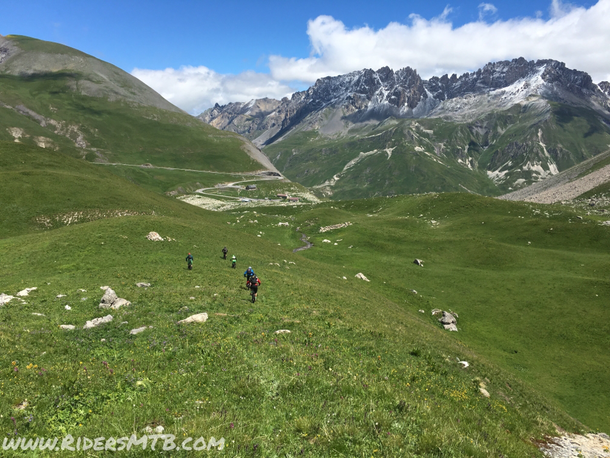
478, 3, 498, 21
131, 66, 295, 115
133, 0, 610, 114
269, 0, 610, 84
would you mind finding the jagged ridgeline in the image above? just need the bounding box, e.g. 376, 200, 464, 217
200, 59, 610, 198
0, 35, 268, 172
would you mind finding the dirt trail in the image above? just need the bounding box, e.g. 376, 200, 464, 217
293, 233, 313, 253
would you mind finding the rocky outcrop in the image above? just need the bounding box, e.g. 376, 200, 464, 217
199, 58, 610, 147
178, 313, 208, 324
439, 311, 458, 332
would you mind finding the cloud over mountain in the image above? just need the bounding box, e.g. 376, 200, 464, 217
132, 0, 610, 113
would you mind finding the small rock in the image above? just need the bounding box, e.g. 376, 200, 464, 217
411, 290, 418, 294
342, 276, 347, 280
413, 259, 423, 267
14, 400, 28, 410
322, 239, 331, 243
275, 330, 291, 334
479, 388, 490, 398
100, 286, 110, 290
418, 309, 425, 313
130, 326, 150, 335
178, 313, 208, 324
78, 289, 87, 292
431, 309, 442, 315
99, 288, 118, 307
136, 282, 151, 288
65, 305, 72, 311
0, 293, 15, 305
56, 294, 66, 298
143, 426, 153, 434
154, 426, 164, 434
189, 297, 195, 300
16, 287, 37, 297
146, 231, 164, 241
32, 313, 45, 316
101, 339, 106, 342
355, 273, 370, 282
438, 311, 457, 325
83, 315, 113, 329
195, 286, 201, 289
59, 325, 75, 330
458, 361, 469, 368
108, 298, 131, 310
81, 297, 88, 301
443, 324, 458, 332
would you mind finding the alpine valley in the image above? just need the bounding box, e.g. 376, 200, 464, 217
200, 58, 610, 199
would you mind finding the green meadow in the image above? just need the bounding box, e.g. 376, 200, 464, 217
0, 141, 608, 456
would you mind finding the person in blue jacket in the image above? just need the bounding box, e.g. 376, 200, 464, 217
244, 266, 255, 282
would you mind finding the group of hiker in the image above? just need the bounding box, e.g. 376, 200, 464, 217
185, 246, 260, 302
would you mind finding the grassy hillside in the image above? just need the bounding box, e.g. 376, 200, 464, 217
263, 103, 610, 199
0, 141, 199, 238
0, 142, 589, 457
243, 193, 610, 433
0, 35, 263, 174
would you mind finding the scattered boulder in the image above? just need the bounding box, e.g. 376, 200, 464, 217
60, 325, 75, 330
431, 309, 442, 315
136, 282, 151, 288
413, 259, 424, 267
64, 305, 72, 311
83, 315, 113, 329
458, 361, 469, 368
178, 313, 208, 324
130, 326, 152, 335
278, 222, 289, 226
56, 294, 66, 298
16, 287, 37, 297
438, 311, 458, 331
418, 310, 425, 313
355, 273, 370, 282
100, 286, 110, 290
32, 313, 45, 316
322, 239, 331, 243
0, 293, 14, 306
99, 288, 131, 310
411, 290, 418, 294
146, 231, 164, 241
439, 311, 457, 325
479, 388, 490, 398
275, 330, 291, 334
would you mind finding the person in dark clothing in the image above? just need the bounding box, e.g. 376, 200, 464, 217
222, 246, 228, 259
249, 275, 261, 302
244, 267, 255, 281
186, 253, 194, 270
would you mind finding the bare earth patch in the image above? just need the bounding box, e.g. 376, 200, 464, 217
540, 432, 610, 457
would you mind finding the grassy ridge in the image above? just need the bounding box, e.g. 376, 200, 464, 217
0, 142, 199, 238
249, 194, 610, 432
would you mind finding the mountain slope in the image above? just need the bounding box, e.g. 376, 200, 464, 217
0, 34, 272, 174
201, 58, 610, 198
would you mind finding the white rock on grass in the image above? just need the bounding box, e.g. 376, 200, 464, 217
99, 288, 131, 310
65, 305, 72, 311
146, 231, 164, 241
100, 286, 110, 290
322, 239, 331, 243
32, 313, 45, 316
355, 273, 370, 282
413, 259, 424, 267
17, 287, 37, 297
458, 361, 469, 368
479, 388, 490, 398
83, 315, 113, 329
275, 330, 291, 334
0, 293, 14, 306
56, 294, 66, 298
136, 282, 151, 288
60, 325, 75, 330
178, 313, 208, 324
130, 326, 151, 335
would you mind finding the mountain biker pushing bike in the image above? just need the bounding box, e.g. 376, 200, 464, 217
231, 255, 237, 269
249, 275, 261, 302
186, 253, 194, 270
244, 266, 255, 286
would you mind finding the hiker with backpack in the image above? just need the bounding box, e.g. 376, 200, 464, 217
186, 252, 194, 270
248, 275, 261, 302
222, 246, 228, 259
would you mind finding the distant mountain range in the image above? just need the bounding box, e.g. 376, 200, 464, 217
200, 58, 610, 199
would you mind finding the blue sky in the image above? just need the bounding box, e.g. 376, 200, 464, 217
1, 0, 608, 113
